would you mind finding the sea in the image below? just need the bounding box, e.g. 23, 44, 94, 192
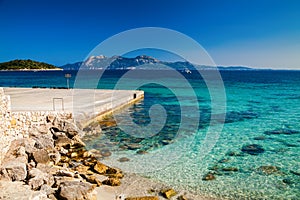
1, 69, 299, 200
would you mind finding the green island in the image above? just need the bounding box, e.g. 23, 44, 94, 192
0, 59, 61, 70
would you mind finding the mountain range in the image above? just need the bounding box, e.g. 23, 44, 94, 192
60, 55, 254, 71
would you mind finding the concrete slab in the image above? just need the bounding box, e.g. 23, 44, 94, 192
3, 87, 144, 125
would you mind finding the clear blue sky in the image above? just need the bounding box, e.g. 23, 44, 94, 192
0, 0, 299, 69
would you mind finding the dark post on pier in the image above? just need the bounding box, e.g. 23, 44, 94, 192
64, 73, 71, 89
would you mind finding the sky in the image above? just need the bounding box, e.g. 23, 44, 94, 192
0, 0, 299, 69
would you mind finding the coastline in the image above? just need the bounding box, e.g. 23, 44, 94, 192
0, 68, 63, 71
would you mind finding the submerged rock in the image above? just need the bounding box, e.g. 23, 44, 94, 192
257, 166, 282, 175
202, 172, 216, 181
290, 170, 300, 176
118, 157, 130, 162
222, 167, 239, 172
253, 136, 267, 140
241, 144, 265, 155
264, 128, 299, 135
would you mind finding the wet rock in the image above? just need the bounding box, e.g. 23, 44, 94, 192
257, 166, 282, 175
202, 172, 216, 181
58, 181, 97, 200
33, 149, 50, 164
264, 128, 299, 135
118, 157, 130, 162
161, 188, 177, 199
102, 177, 121, 186
241, 144, 265, 155
93, 161, 108, 174
253, 136, 267, 140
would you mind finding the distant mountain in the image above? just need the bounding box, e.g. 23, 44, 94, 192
60, 55, 255, 71
0, 59, 60, 70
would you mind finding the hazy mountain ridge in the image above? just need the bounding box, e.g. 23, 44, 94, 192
60, 55, 255, 71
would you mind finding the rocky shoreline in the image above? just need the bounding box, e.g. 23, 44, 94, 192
0, 113, 124, 199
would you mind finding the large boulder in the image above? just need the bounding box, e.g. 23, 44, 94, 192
58, 181, 97, 200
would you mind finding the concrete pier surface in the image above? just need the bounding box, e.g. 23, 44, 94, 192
4, 87, 144, 124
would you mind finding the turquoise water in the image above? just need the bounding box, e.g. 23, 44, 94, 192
1, 70, 300, 199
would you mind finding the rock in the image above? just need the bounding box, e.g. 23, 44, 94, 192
118, 157, 130, 162
71, 135, 86, 148
161, 189, 177, 199
40, 184, 55, 196
102, 177, 121, 186
28, 168, 55, 190
253, 136, 266, 140
56, 170, 75, 177
283, 178, 294, 185
93, 162, 108, 174
222, 167, 239, 172
125, 197, 159, 200
55, 135, 72, 148
264, 128, 299, 135
136, 150, 148, 155
0, 181, 48, 200
1, 161, 27, 181
177, 195, 188, 200
85, 175, 102, 186
47, 148, 61, 165
33, 149, 50, 164
82, 157, 98, 167
226, 151, 244, 157
32, 133, 54, 149
73, 164, 90, 174
241, 144, 265, 155
202, 172, 216, 181
54, 176, 82, 188
257, 166, 282, 175
290, 170, 300, 176
58, 181, 97, 200
127, 143, 142, 150
218, 158, 230, 163
100, 149, 112, 157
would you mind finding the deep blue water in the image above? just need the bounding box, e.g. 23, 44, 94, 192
1, 70, 300, 199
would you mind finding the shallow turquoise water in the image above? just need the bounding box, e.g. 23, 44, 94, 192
1, 70, 299, 199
